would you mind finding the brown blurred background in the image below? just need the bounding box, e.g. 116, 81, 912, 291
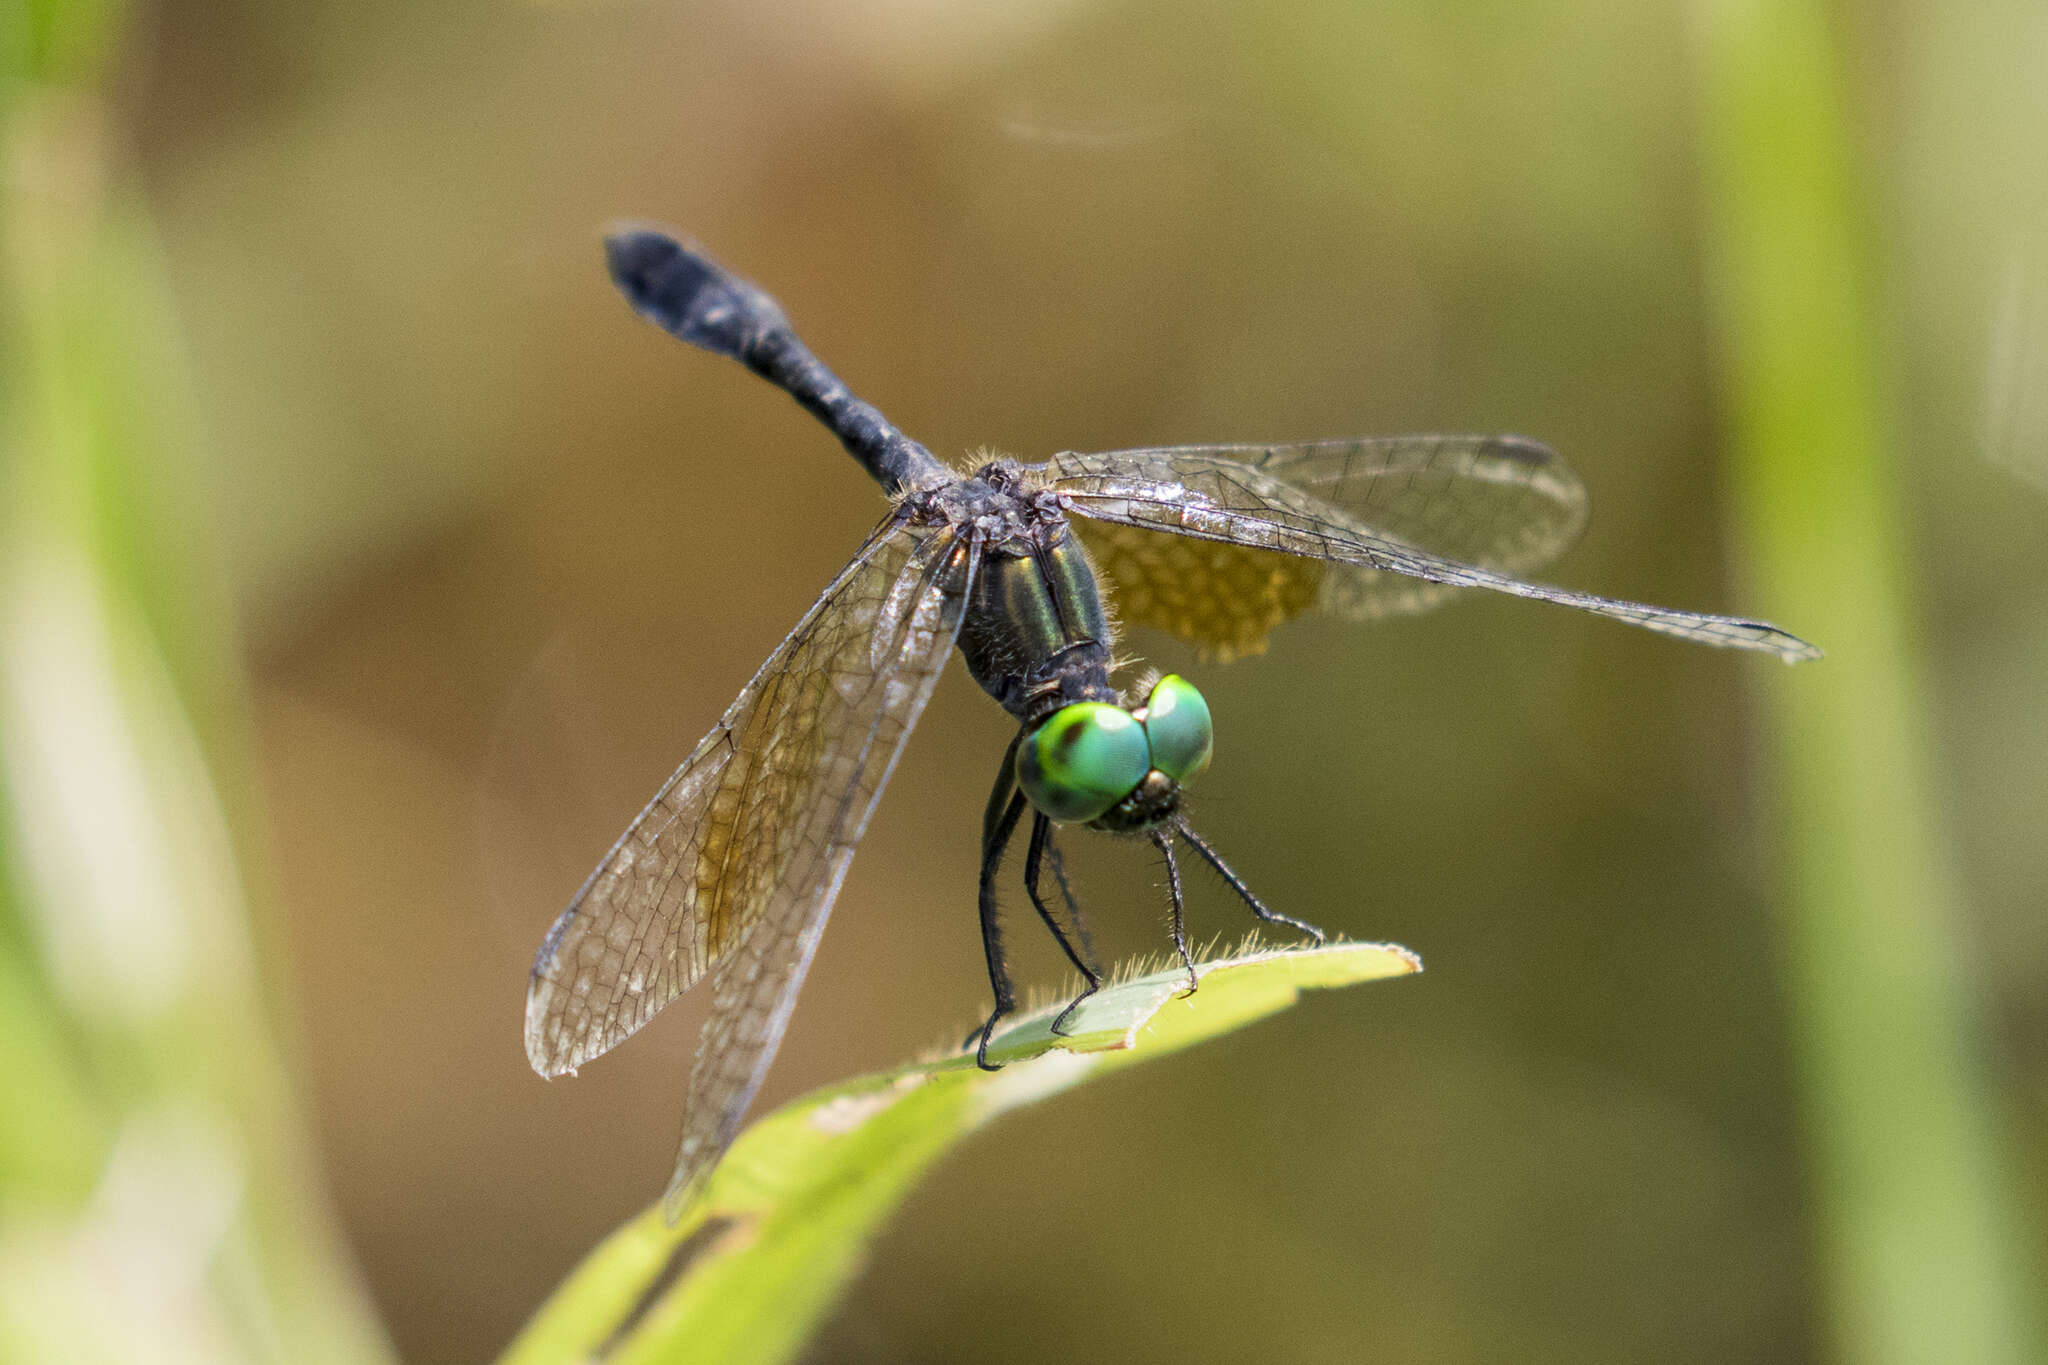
22, 0, 2042, 1360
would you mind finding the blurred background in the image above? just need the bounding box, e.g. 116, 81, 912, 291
3, 0, 2044, 1361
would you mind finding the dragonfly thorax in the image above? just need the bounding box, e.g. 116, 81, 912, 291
1015, 675, 1214, 830
951, 490, 1126, 724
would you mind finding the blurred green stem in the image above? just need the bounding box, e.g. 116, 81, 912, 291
2, 13, 391, 1364
1692, 3, 2041, 1362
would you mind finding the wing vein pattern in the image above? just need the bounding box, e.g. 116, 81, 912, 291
1043, 442, 1818, 660
525, 514, 974, 1209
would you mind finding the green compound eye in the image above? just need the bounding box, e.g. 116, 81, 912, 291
1140, 674, 1212, 785
1017, 703, 1151, 823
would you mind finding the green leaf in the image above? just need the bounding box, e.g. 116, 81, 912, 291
500, 939, 1420, 1365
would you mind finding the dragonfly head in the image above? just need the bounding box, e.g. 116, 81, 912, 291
1016, 675, 1214, 832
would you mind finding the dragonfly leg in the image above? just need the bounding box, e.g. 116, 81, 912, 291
1154, 830, 1200, 998
1043, 834, 1098, 970
960, 748, 1016, 1054
968, 780, 1030, 1071
1174, 819, 1326, 943
1026, 816, 1104, 1036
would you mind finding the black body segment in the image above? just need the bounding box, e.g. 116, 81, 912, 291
605, 230, 950, 497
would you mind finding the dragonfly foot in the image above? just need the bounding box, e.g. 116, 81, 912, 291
1276, 915, 1327, 944
968, 1009, 1009, 1071
1049, 983, 1100, 1036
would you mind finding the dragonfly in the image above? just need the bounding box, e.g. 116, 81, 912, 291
525, 230, 1820, 1213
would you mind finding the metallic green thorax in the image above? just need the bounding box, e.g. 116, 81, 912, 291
955, 523, 1118, 725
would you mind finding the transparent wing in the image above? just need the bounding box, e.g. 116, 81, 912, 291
1054, 437, 1588, 659
661, 529, 976, 1214
1043, 445, 1819, 660
524, 516, 975, 1208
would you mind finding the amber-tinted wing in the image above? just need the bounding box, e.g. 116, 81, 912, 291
1043, 443, 1819, 660
525, 515, 974, 1211
1053, 437, 1588, 659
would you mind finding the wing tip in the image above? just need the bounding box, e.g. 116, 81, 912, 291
523, 975, 581, 1079
1486, 433, 1564, 467
1774, 634, 1825, 664
1732, 618, 1822, 663
661, 1161, 713, 1226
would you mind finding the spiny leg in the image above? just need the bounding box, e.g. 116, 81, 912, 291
1043, 833, 1097, 970
1174, 819, 1326, 942
963, 737, 1024, 1048
1025, 815, 1104, 1036
969, 773, 1030, 1070
1153, 830, 1199, 997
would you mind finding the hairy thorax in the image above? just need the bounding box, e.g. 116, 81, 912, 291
906, 459, 1122, 726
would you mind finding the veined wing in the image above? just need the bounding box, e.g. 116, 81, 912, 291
1044, 445, 1819, 660
525, 515, 975, 1211
661, 527, 976, 1215
1050, 437, 1587, 659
